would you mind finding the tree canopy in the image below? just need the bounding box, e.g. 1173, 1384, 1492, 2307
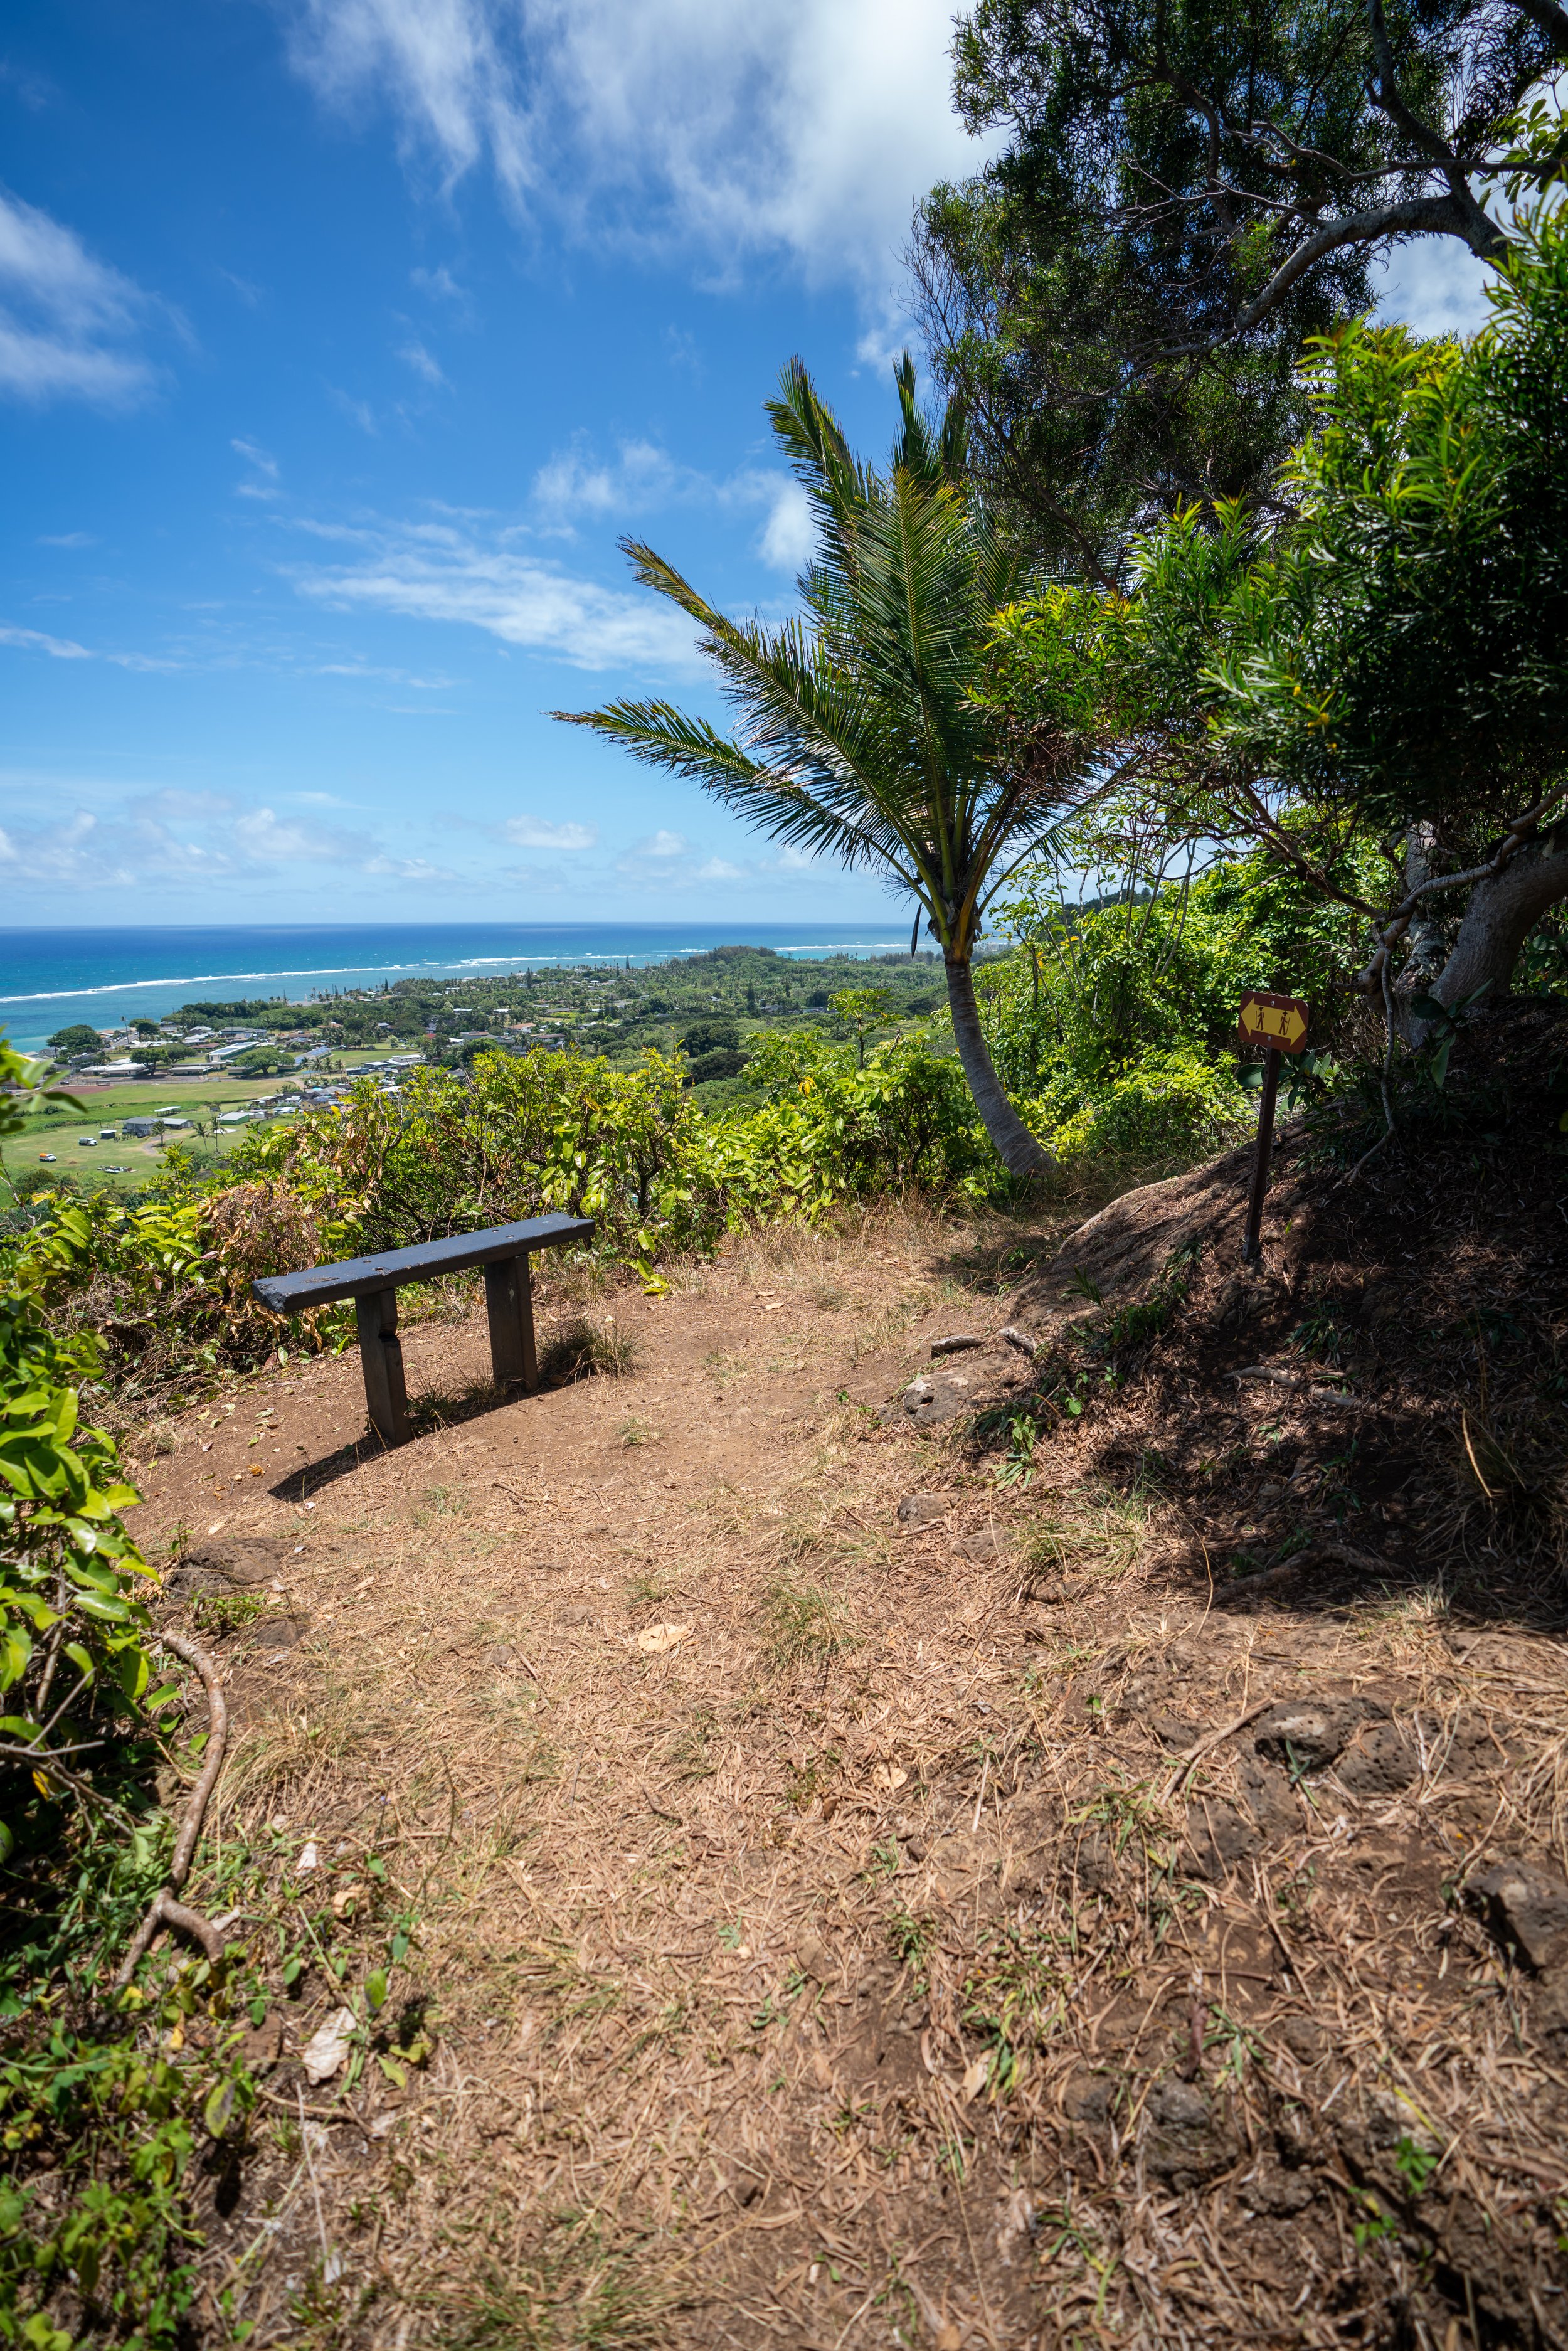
913, 0, 1565, 577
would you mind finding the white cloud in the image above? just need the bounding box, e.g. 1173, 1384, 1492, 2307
1374, 235, 1496, 337
284, 0, 986, 291
330, 386, 380, 435
0, 787, 457, 889
758, 479, 814, 573
695, 856, 743, 881
0, 188, 160, 406
287, 512, 699, 669
398, 336, 448, 386
411, 263, 466, 302
38, 531, 97, 549
531, 435, 687, 527
364, 851, 457, 879
233, 437, 282, 500
503, 813, 597, 848
0, 620, 91, 659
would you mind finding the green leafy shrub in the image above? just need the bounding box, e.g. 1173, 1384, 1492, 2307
0, 1287, 164, 1860
1039, 1048, 1250, 1167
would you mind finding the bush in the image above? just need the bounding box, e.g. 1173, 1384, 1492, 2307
679, 1021, 740, 1057
687, 1047, 748, 1084
0, 1286, 164, 1863
1037, 1047, 1249, 1167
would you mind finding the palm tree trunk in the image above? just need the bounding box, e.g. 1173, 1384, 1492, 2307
944, 957, 1054, 1177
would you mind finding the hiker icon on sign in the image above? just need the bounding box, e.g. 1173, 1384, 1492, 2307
1237, 991, 1310, 1054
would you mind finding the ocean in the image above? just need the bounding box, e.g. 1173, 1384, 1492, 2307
0, 922, 919, 1052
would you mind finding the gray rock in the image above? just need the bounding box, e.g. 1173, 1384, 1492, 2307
1337, 1719, 1419, 1795
1254, 1697, 1384, 1770
1145, 2078, 1229, 2189
1471, 1858, 1568, 1972
1532, 1970, 1568, 2049
901, 1372, 973, 1430
931, 1334, 985, 1357
896, 1494, 948, 1526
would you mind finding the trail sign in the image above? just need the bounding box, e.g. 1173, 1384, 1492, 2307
1237, 990, 1309, 1054
1237, 992, 1310, 1266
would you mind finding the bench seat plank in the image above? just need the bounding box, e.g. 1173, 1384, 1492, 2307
251, 1211, 593, 1314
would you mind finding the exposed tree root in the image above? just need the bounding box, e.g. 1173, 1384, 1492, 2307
114, 1628, 228, 1990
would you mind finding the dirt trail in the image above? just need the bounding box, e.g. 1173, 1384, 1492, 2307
127, 1194, 1568, 2350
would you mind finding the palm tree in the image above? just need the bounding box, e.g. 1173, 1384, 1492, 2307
553, 356, 1114, 1177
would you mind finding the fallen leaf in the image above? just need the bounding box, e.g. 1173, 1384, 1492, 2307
871, 1764, 909, 1793
961, 2054, 991, 2102
331, 1882, 366, 1919
637, 1621, 692, 1655
297, 1840, 320, 1872
302, 2005, 357, 2086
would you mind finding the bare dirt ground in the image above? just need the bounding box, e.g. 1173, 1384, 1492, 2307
125, 1056, 1568, 2350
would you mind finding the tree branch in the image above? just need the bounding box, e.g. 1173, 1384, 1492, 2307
1232, 194, 1502, 336
1510, 0, 1568, 56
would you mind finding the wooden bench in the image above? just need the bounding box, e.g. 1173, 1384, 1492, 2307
252, 1213, 594, 1446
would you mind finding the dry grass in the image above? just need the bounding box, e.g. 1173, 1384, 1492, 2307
123, 1177, 1568, 2350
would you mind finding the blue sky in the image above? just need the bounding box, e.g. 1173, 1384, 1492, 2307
0, 1, 1494, 928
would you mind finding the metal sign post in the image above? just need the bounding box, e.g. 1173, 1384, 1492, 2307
1237, 991, 1310, 1267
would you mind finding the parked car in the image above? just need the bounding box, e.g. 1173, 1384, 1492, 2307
38, 1152, 56, 1162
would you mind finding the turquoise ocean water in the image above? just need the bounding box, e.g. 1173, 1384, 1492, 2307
0, 923, 919, 1052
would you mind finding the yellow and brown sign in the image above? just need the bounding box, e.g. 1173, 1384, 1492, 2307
1237, 990, 1309, 1054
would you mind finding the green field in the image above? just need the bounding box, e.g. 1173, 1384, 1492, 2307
1, 1056, 387, 1198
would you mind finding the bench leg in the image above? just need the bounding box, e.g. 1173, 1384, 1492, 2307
484, 1253, 538, 1394
357, 1287, 411, 1445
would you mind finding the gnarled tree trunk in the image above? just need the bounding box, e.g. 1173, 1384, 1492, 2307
1433, 832, 1568, 1014
945, 957, 1054, 1177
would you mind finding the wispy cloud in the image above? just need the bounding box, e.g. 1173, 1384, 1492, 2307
0, 786, 458, 889
411, 263, 466, 304
37, 531, 97, 549
531, 435, 691, 528
529, 432, 814, 573
0, 188, 162, 406
287, 512, 698, 670
398, 337, 448, 386
285, 0, 987, 294
233, 436, 282, 500
503, 814, 598, 849
329, 385, 379, 435
0, 620, 92, 659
